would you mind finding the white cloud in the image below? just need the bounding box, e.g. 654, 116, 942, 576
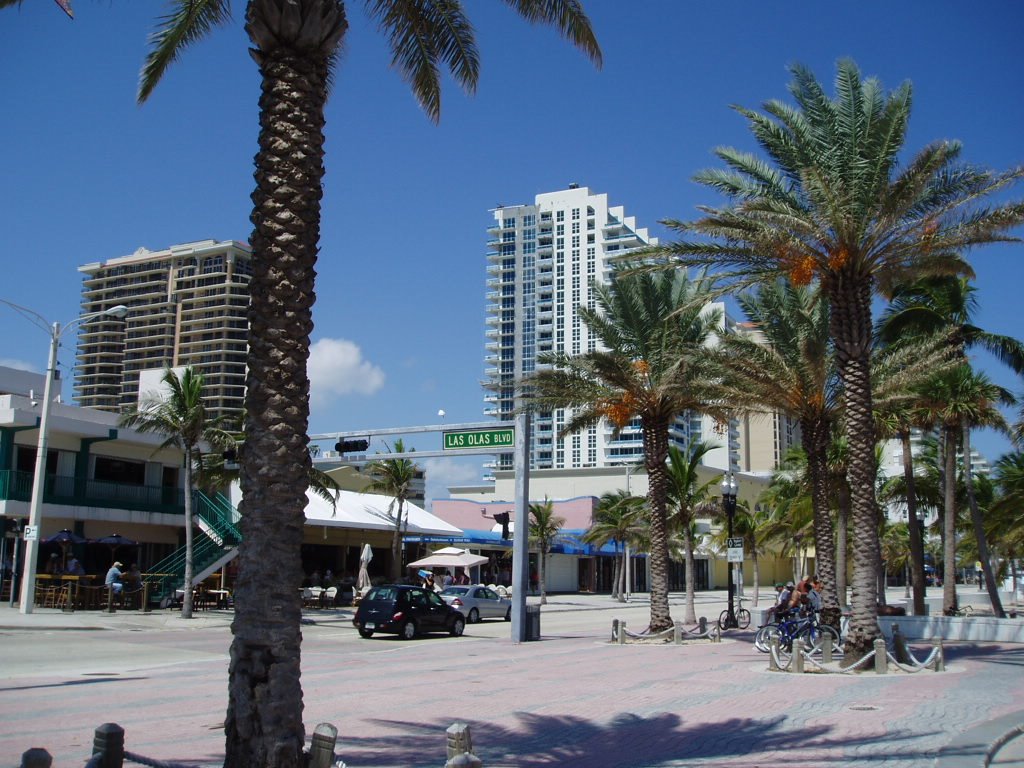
422, 457, 483, 507
0, 358, 38, 372
308, 337, 385, 407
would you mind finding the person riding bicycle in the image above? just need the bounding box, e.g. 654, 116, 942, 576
766, 581, 796, 623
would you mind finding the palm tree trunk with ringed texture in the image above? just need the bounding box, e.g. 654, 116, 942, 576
941, 424, 959, 614
803, 419, 840, 628
226, 8, 337, 763
642, 413, 673, 631
828, 271, 882, 657
963, 423, 1005, 616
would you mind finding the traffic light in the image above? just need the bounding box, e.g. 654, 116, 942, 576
493, 512, 510, 540
335, 438, 369, 453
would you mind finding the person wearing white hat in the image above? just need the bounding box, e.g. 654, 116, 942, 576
105, 561, 124, 594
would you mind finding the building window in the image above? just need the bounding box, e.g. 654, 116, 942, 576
94, 456, 146, 486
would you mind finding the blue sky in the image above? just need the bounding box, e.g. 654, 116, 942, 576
2, 1, 1022, 503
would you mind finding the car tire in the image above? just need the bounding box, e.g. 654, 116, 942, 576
468, 608, 480, 624
400, 620, 417, 640
505, 607, 512, 622
358, 628, 374, 639
450, 617, 465, 637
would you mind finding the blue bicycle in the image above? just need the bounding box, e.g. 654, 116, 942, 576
754, 609, 841, 655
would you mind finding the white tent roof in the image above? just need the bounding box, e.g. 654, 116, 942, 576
229, 484, 462, 537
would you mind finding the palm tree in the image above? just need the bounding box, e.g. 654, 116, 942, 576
655, 59, 1024, 655
715, 280, 843, 625
364, 439, 419, 582
522, 266, 728, 632
665, 442, 718, 624
100, 4, 600, 763
583, 489, 646, 601
529, 498, 566, 605
119, 367, 236, 619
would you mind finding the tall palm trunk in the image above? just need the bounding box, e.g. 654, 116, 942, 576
182, 454, 195, 620
803, 420, 840, 627
901, 430, 927, 615
642, 414, 673, 631
682, 526, 697, 625
836, 481, 850, 607
226, 26, 331, 767
391, 501, 405, 581
941, 424, 959, 614
611, 542, 622, 600
963, 424, 1005, 616
539, 548, 548, 605
829, 273, 882, 657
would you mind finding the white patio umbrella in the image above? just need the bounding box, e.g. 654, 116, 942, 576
356, 544, 373, 591
408, 547, 488, 570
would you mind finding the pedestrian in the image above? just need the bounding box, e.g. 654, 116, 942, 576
808, 577, 823, 613
442, 571, 454, 589
422, 572, 436, 591
46, 552, 62, 575
66, 556, 85, 577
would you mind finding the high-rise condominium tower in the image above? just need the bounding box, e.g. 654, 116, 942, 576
75, 239, 251, 420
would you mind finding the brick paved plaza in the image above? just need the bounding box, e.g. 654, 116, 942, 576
1, 590, 1023, 767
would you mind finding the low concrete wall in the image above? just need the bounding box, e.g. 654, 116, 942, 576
879, 615, 1024, 643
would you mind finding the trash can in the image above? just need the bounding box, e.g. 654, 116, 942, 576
525, 604, 541, 641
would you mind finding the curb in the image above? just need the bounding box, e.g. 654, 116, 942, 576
936, 709, 1024, 768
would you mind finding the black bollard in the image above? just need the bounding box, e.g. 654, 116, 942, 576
20, 747, 52, 768
93, 723, 125, 768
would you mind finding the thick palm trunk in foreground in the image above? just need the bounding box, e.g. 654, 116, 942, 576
804, 420, 840, 627
225, 24, 333, 767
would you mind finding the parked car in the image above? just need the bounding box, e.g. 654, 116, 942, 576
352, 584, 465, 640
440, 585, 512, 623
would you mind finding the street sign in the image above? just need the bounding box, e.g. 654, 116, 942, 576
726, 537, 744, 548
23, 525, 38, 542
727, 546, 744, 563
443, 428, 514, 451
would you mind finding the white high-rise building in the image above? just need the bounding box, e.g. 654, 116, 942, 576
483, 184, 746, 475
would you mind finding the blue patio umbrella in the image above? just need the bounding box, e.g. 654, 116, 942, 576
43, 529, 87, 545
95, 533, 139, 566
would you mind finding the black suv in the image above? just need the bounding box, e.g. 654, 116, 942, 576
353, 584, 466, 640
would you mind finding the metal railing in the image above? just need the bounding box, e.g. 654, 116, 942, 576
0, 470, 185, 514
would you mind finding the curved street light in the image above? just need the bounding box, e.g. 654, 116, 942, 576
0, 299, 128, 614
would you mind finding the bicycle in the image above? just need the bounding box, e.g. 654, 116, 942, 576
754, 609, 841, 657
718, 595, 752, 631
946, 604, 973, 617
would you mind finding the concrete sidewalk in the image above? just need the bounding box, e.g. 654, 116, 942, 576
1, 589, 1022, 767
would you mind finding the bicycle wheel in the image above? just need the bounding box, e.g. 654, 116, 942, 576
799, 624, 841, 655
754, 624, 780, 653
737, 608, 751, 629
718, 609, 730, 631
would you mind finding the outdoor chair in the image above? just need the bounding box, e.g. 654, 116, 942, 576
322, 586, 338, 607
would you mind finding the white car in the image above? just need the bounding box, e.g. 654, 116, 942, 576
440, 585, 512, 623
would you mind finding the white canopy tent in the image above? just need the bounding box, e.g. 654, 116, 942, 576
228, 485, 463, 538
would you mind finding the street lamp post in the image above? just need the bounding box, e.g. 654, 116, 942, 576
0, 299, 128, 614
720, 472, 738, 629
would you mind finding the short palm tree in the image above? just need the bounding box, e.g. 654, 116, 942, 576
522, 266, 728, 632
665, 442, 718, 624
583, 489, 646, 601
529, 498, 566, 605
655, 59, 1024, 655
119, 367, 236, 619
364, 439, 419, 582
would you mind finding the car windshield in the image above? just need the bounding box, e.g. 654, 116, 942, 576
441, 587, 470, 596
364, 587, 399, 602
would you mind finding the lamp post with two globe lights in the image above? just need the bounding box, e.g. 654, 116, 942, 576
720, 472, 740, 629
0, 299, 128, 614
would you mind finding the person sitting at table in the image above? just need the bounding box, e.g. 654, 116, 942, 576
125, 563, 142, 587
46, 553, 62, 575
66, 557, 85, 577
105, 561, 124, 594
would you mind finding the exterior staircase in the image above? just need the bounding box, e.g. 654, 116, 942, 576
146, 491, 241, 607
